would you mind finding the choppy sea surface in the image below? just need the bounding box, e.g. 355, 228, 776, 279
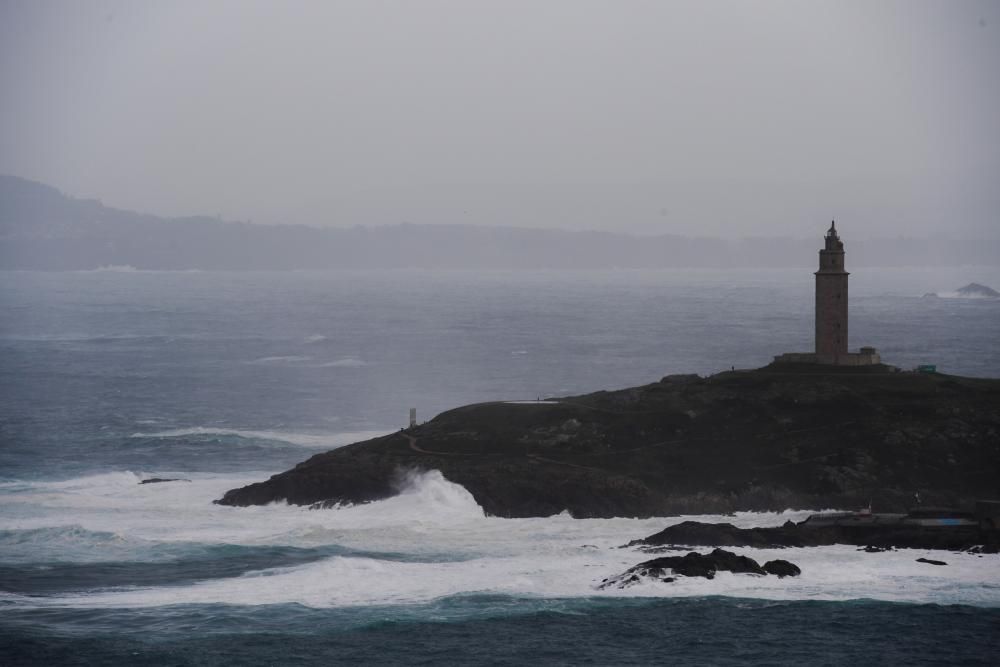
2, 268, 1000, 665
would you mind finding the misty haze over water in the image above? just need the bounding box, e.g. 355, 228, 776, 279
1, 1, 999, 242
2, 1, 999, 665
2, 174, 999, 270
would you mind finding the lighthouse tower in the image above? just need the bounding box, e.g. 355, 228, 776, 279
772, 221, 879, 367
815, 221, 848, 363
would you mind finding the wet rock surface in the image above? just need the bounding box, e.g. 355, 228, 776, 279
631, 519, 999, 553
600, 548, 796, 589
762, 560, 801, 577
916, 558, 948, 566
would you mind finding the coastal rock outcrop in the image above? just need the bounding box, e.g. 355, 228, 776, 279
956, 283, 1000, 298
629, 516, 1000, 553
762, 560, 801, 577
925, 283, 1000, 299
599, 548, 796, 589
916, 558, 947, 566
217, 367, 1000, 518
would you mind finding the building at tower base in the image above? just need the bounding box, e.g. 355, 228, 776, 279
773, 347, 881, 366
773, 222, 881, 366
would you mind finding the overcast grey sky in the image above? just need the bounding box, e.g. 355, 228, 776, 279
1, 0, 997, 238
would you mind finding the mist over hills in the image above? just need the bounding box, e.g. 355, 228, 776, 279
1, 174, 996, 270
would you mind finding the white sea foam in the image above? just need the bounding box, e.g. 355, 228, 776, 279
933, 291, 1000, 299
75, 266, 203, 274
128, 426, 389, 448
2, 470, 998, 610
304, 334, 328, 344
91, 264, 137, 272
316, 357, 367, 368
0, 470, 484, 552
49, 543, 1000, 610
245, 355, 313, 364
0, 524, 155, 564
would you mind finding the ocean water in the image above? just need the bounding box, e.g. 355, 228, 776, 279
2, 267, 999, 665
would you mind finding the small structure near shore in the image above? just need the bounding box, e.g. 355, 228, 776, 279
774, 221, 880, 366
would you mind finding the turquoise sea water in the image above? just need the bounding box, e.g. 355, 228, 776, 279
2, 268, 999, 665
5, 598, 999, 666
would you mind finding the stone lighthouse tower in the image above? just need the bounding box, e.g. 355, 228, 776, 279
815, 221, 848, 363
773, 221, 879, 367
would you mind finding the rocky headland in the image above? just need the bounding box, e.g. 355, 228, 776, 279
627, 516, 998, 553
218, 364, 1000, 519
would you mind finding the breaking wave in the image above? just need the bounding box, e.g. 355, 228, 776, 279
128, 427, 389, 448
245, 355, 313, 364
3, 468, 998, 611
316, 357, 367, 368
932, 291, 1000, 299
91, 264, 137, 272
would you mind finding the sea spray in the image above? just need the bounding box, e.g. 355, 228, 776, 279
2, 470, 998, 610
129, 427, 390, 449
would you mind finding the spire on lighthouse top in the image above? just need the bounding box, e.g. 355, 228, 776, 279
823, 220, 844, 252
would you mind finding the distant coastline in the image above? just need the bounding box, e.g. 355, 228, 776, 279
3, 174, 999, 271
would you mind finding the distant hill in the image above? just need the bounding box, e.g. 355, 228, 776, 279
1, 174, 997, 270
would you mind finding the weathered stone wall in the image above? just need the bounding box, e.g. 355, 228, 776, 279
815, 272, 848, 358
773, 352, 818, 364
815, 227, 848, 360
774, 351, 880, 366
835, 351, 881, 366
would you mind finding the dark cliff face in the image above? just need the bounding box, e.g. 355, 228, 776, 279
217, 367, 1000, 518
